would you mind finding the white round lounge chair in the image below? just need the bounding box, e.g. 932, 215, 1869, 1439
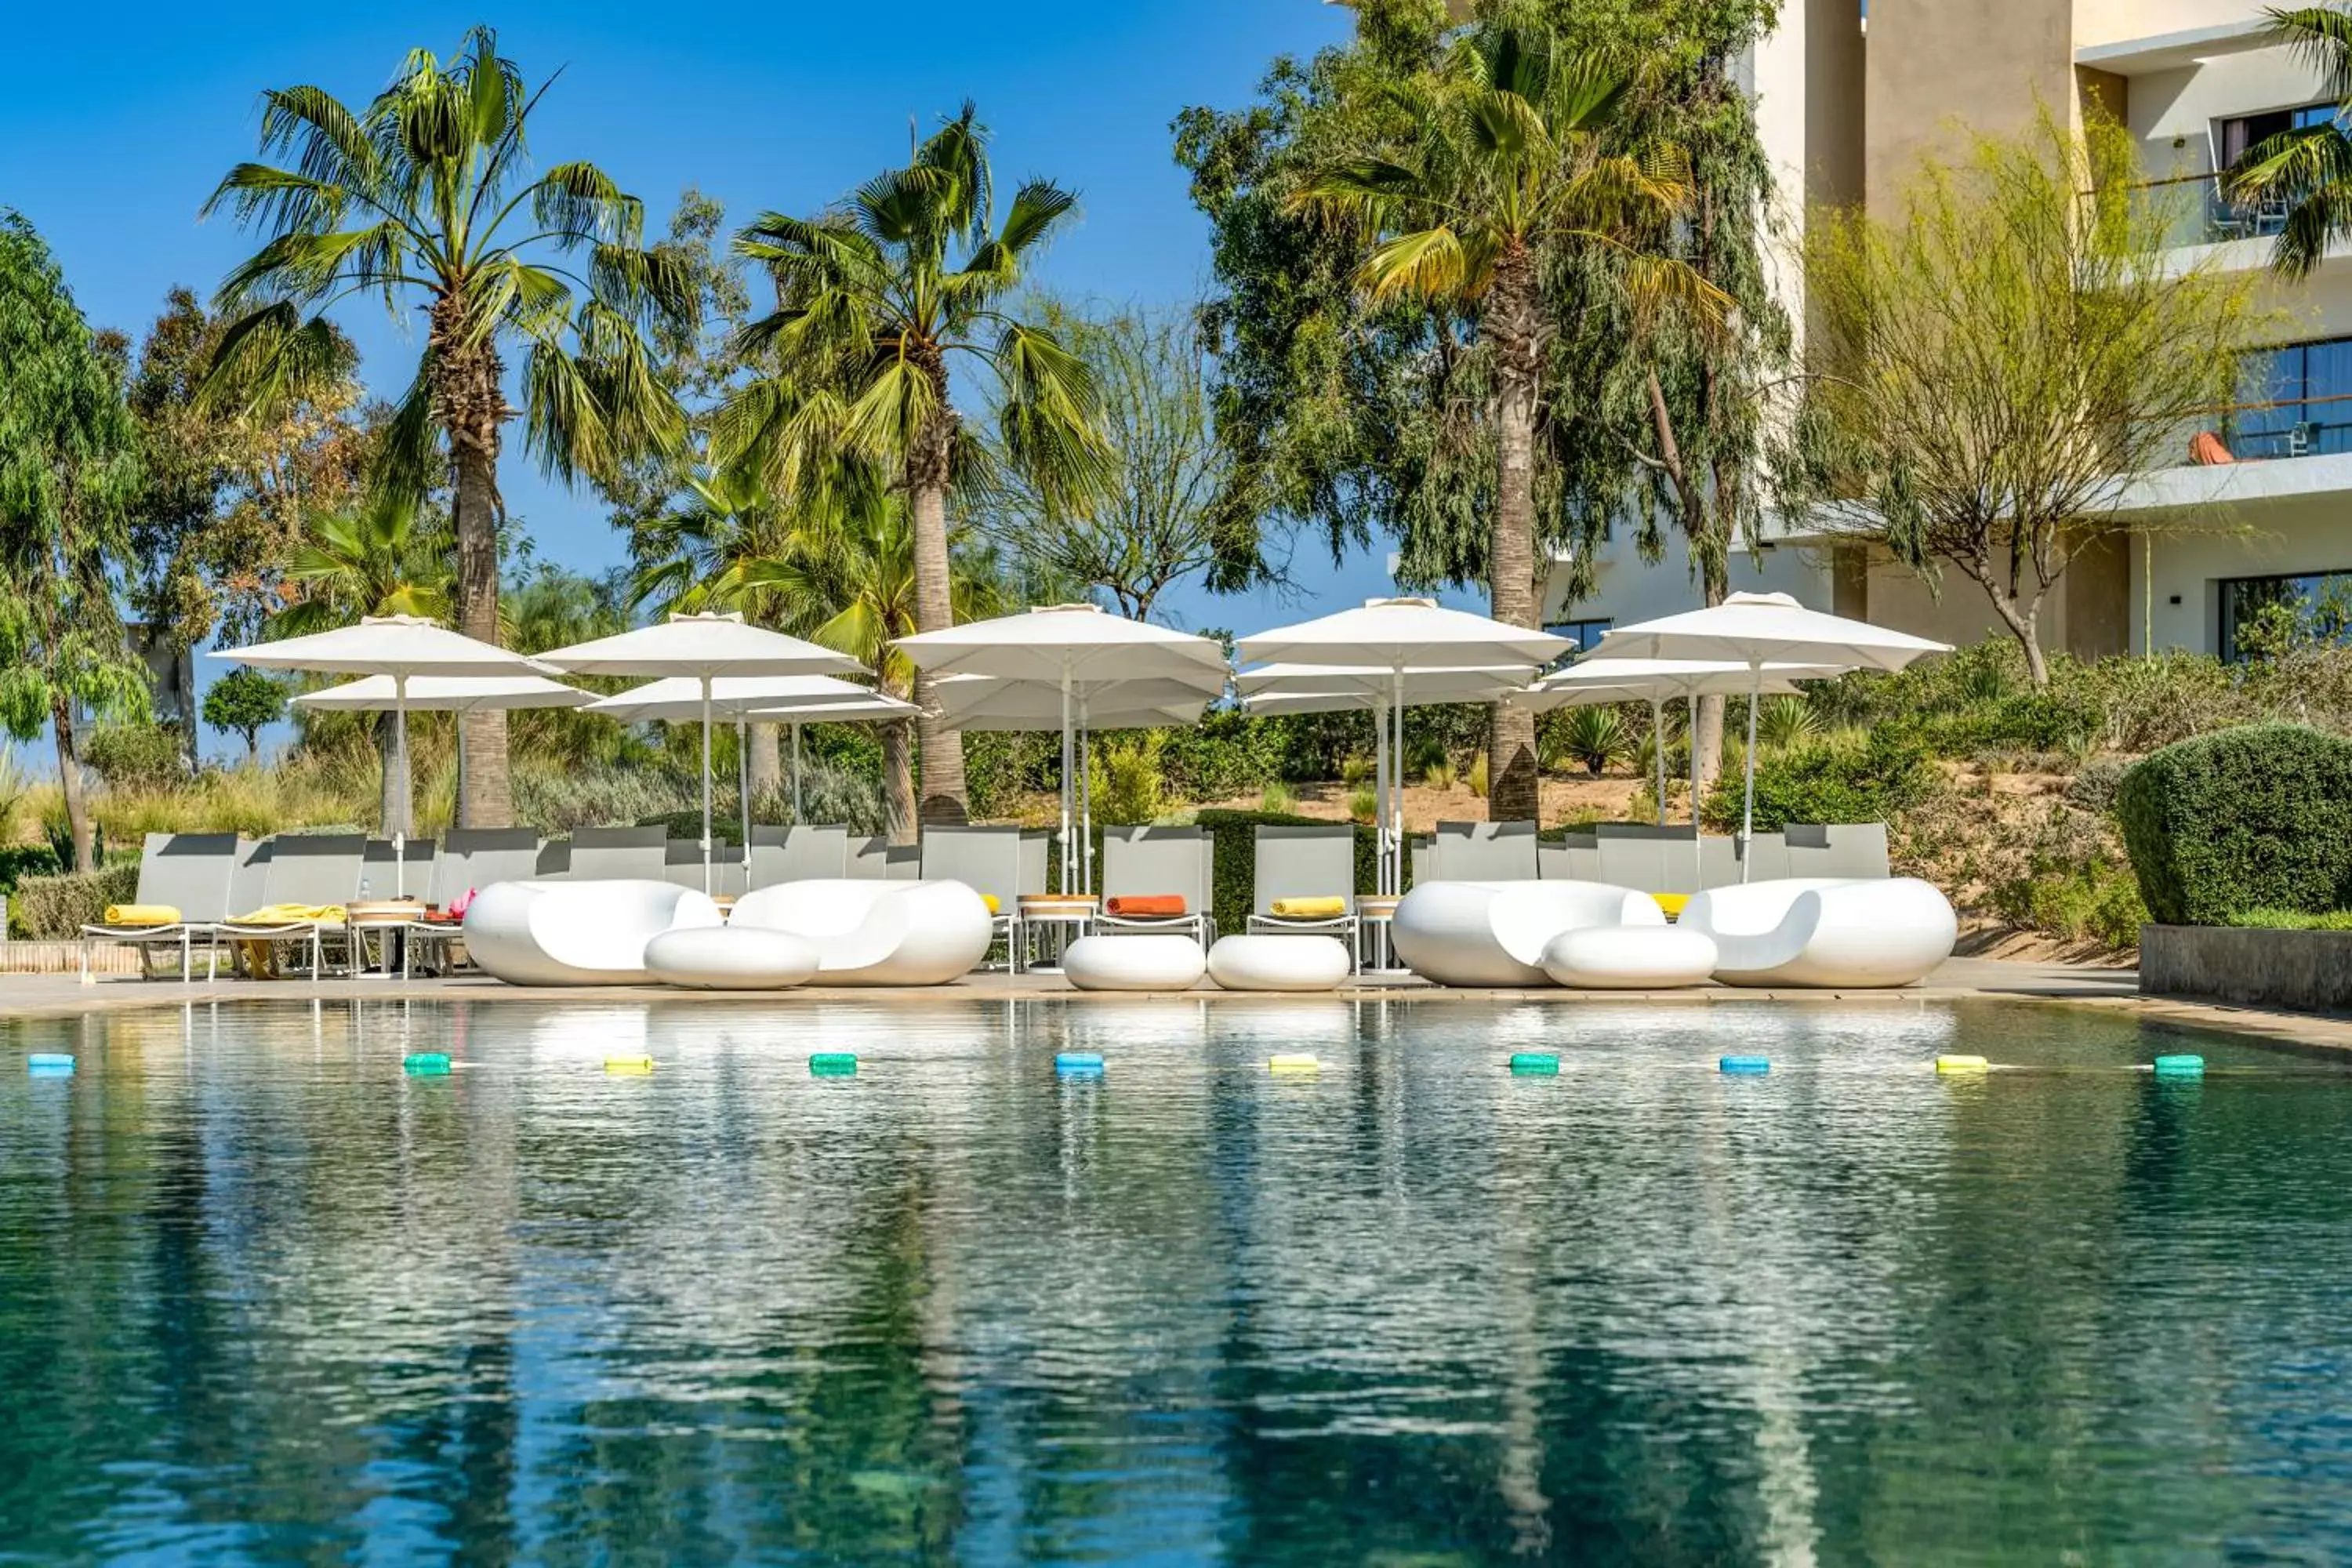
644, 927, 820, 990
1680, 877, 1957, 988
463, 880, 723, 986
1391, 880, 1667, 987
1540, 926, 1719, 989
1206, 935, 1352, 992
728, 878, 994, 986
1062, 934, 1207, 992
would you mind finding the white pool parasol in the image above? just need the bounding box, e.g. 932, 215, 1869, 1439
1592, 596, 1949, 877
539, 614, 864, 892
215, 616, 549, 896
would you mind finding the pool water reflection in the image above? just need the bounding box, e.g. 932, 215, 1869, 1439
2, 997, 2347, 1563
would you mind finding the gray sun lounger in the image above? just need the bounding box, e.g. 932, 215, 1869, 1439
1735, 829, 1791, 883
921, 826, 1033, 966
663, 838, 746, 897
361, 837, 436, 902
1784, 822, 1891, 880
78, 832, 242, 982
564, 826, 668, 882
216, 833, 367, 978
1096, 826, 1216, 946
1247, 825, 1359, 961
749, 825, 850, 887
1538, 831, 1601, 883
402, 829, 546, 975
1431, 820, 1539, 881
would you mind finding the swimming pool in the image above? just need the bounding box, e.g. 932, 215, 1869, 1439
2, 996, 2346, 1563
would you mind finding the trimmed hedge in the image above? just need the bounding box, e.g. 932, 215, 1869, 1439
13, 862, 140, 940
2116, 723, 2352, 926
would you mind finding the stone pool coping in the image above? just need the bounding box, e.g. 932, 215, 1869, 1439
7, 956, 2347, 1052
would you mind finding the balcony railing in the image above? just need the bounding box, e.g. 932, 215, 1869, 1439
2111, 169, 2293, 251
2165, 389, 2352, 466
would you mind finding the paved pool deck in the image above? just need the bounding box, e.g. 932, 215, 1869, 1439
7, 955, 2347, 1053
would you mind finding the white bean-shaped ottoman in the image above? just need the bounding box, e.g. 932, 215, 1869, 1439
1207, 935, 1352, 993
644, 927, 820, 990
1062, 935, 1207, 992
1539, 926, 1719, 989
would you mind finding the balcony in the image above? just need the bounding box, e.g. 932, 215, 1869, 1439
2114, 169, 2293, 257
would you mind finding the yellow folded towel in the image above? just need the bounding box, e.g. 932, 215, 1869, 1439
981, 894, 1000, 915
1271, 896, 1347, 920
103, 904, 182, 927
230, 903, 348, 929
1653, 894, 1691, 920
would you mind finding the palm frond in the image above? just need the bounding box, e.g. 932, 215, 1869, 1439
2267, 6, 2352, 102
533, 161, 643, 245
1357, 226, 1474, 302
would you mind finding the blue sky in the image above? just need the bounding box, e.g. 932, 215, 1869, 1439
3, 0, 1465, 681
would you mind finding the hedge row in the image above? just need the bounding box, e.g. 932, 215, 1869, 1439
2118, 723, 2352, 926
11, 863, 140, 940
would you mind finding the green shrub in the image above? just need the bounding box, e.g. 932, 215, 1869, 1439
1702, 730, 1936, 832
0, 845, 62, 898
2117, 723, 2352, 925
83, 723, 190, 790
1991, 858, 2147, 950
13, 862, 139, 939
1089, 733, 1167, 824
1559, 706, 1631, 776
1260, 781, 1297, 814
2223, 908, 2352, 931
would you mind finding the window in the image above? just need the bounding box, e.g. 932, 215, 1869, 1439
1545, 617, 1613, 655
2211, 104, 2339, 240
2226, 336, 2352, 459
2219, 569, 2352, 661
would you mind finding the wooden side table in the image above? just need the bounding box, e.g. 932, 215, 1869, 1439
1355, 895, 1406, 975
1015, 895, 1098, 973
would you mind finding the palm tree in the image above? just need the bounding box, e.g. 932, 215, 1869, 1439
728, 470, 1008, 840
202, 25, 698, 828
274, 490, 452, 830
715, 103, 1102, 825
628, 466, 800, 803
2223, 7, 2352, 278
1294, 22, 1726, 822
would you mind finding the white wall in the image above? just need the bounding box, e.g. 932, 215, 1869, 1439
2137, 489, 2352, 653
1543, 535, 1833, 629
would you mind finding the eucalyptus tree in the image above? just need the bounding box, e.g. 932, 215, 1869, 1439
0, 213, 149, 872
716, 103, 1102, 824
203, 26, 699, 826
970, 303, 1256, 622
1287, 20, 1725, 820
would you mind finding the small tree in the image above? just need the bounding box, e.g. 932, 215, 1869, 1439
1784, 111, 2267, 686
202, 667, 285, 762
971, 303, 1252, 622
0, 212, 149, 872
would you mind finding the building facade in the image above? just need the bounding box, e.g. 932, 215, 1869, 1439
1527, 1, 2352, 661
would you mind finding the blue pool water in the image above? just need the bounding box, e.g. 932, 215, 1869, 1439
1, 996, 2347, 1563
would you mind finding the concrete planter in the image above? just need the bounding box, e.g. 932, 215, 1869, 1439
2140, 924, 2352, 1014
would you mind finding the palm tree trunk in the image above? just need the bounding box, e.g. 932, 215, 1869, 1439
907, 397, 969, 826
880, 718, 916, 844
436, 296, 513, 831
746, 721, 782, 815
51, 695, 95, 873
1486, 247, 1542, 825
451, 442, 510, 829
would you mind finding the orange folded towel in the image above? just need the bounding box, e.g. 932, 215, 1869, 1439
1105, 894, 1187, 917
